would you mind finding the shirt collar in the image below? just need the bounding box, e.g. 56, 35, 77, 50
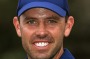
60, 48, 75, 59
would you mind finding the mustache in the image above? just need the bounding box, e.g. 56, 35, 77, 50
31, 33, 54, 43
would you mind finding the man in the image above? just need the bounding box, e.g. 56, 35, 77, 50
13, 0, 75, 59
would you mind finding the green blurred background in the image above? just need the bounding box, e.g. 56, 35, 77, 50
0, 0, 90, 59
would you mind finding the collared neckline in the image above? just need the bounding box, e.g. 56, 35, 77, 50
60, 48, 75, 59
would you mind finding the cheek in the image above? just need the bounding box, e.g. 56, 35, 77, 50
20, 27, 35, 51
48, 27, 65, 51
49, 26, 65, 40
48, 26, 65, 47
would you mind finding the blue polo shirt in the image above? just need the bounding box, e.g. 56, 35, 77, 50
60, 49, 75, 59
26, 48, 75, 59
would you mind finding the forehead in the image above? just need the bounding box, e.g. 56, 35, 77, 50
21, 8, 61, 17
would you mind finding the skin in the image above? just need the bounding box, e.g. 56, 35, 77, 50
13, 8, 74, 59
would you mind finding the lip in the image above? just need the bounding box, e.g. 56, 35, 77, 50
32, 40, 52, 43
32, 40, 52, 50
33, 43, 51, 51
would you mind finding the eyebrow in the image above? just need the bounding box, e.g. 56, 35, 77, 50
46, 15, 60, 20
23, 16, 37, 21
20, 16, 37, 23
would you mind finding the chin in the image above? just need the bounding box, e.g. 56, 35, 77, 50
29, 53, 52, 59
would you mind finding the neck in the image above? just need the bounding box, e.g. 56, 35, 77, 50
53, 47, 64, 59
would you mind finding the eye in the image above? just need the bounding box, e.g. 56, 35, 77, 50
27, 19, 37, 25
48, 19, 57, 24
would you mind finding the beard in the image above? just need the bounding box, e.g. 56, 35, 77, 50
22, 32, 63, 59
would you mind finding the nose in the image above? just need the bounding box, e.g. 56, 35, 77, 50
36, 22, 48, 38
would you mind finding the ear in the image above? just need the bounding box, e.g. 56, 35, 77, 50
13, 16, 21, 37
64, 16, 74, 37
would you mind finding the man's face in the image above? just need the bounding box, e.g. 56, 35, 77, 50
13, 8, 74, 59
